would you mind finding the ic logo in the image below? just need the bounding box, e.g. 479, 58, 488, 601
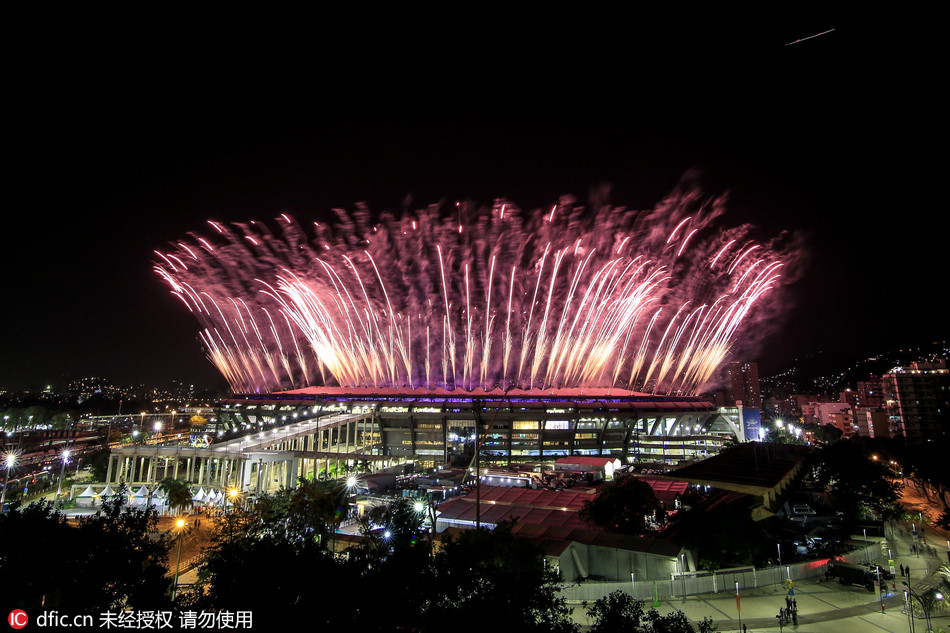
8, 610, 28, 629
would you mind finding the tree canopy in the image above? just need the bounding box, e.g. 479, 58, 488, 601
184, 492, 579, 633
158, 477, 193, 515
0, 498, 172, 612
423, 521, 576, 633
672, 494, 773, 569
586, 590, 716, 633
807, 439, 903, 520
579, 475, 665, 534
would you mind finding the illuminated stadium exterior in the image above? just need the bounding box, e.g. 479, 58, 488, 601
218, 386, 750, 469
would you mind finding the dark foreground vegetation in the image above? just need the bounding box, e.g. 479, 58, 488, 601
0, 481, 718, 633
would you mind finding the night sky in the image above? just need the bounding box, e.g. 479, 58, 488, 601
3, 15, 941, 392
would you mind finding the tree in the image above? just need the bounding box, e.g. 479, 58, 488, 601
580, 474, 665, 534
808, 440, 903, 520
421, 521, 577, 633
0, 498, 172, 612
587, 590, 645, 632
188, 523, 361, 629
86, 448, 111, 481
585, 592, 716, 633
645, 608, 698, 633
674, 494, 772, 569
802, 422, 843, 445
352, 496, 428, 560
936, 507, 950, 530
900, 439, 950, 519
158, 477, 193, 515
187, 491, 620, 632
763, 422, 807, 445
285, 477, 349, 544
76, 497, 173, 609
220, 477, 352, 547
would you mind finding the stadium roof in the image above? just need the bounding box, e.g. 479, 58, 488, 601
655, 442, 811, 518
225, 386, 717, 409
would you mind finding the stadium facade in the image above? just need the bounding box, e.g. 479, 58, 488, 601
218, 386, 750, 469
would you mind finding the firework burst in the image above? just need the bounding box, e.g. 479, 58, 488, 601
155, 179, 798, 394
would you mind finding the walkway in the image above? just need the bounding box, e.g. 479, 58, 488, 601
570, 519, 950, 632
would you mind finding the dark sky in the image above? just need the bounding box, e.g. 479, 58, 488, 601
3, 15, 941, 392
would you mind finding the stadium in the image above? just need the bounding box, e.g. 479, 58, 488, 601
217, 386, 754, 472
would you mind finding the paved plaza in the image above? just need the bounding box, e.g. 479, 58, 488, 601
567, 519, 950, 632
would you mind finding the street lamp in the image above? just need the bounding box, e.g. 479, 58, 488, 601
55, 449, 71, 505
903, 590, 915, 633
1, 451, 17, 511
172, 518, 187, 601
227, 488, 242, 516
681, 554, 687, 598
736, 582, 742, 633
902, 580, 934, 633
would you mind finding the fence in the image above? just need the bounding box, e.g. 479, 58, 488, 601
560, 543, 880, 603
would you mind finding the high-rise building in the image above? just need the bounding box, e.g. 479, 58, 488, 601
816, 402, 855, 437
854, 408, 890, 439
855, 375, 884, 409
723, 361, 762, 410
882, 360, 949, 444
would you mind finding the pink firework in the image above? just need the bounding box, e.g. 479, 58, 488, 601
155, 179, 799, 394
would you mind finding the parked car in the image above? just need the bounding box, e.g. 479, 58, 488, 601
792, 504, 816, 516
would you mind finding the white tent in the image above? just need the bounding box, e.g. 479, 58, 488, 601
130, 485, 152, 507
76, 485, 98, 507
152, 488, 168, 512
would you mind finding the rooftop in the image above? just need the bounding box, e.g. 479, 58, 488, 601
655, 442, 811, 518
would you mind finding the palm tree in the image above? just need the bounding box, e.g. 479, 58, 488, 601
158, 477, 192, 516
923, 563, 950, 615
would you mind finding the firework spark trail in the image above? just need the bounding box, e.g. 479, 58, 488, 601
155, 178, 799, 394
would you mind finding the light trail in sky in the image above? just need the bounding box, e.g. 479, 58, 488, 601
785, 28, 835, 46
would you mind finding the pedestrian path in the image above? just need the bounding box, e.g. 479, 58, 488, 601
570, 519, 950, 632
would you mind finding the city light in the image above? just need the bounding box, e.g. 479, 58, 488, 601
0, 450, 19, 510
172, 518, 187, 601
